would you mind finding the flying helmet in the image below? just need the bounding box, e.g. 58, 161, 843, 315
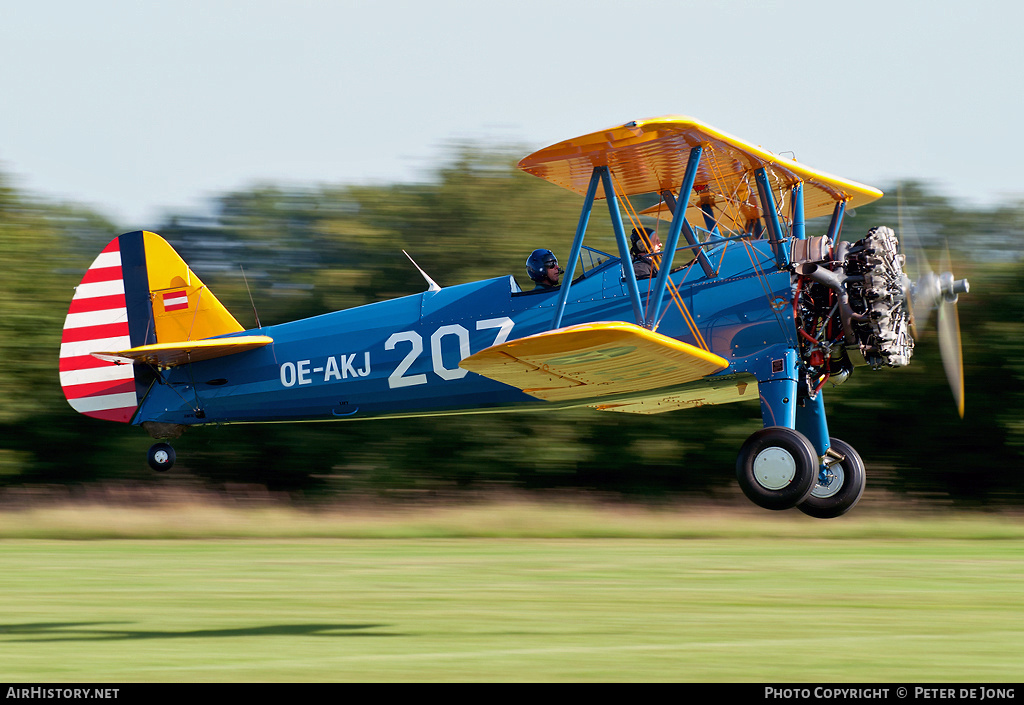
631, 227, 658, 255
526, 249, 561, 283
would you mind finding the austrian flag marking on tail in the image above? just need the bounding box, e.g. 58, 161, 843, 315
162, 289, 189, 312
59, 236, 139, 423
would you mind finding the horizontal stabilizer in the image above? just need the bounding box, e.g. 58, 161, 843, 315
459, 321, 728, 402
92, 335, 273, 369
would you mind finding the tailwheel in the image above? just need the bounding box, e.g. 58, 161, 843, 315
798, 438, 866, 519
736, 427, 818, 510
147, 442, 176, 472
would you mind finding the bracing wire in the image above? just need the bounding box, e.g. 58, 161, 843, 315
611, 172, 709, 350
701, 152, 797, 346
186, 287, 204, 342
240, 265, 262, 330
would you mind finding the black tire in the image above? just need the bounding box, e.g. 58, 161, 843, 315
798, 438, 865, 519
736, 426, 818, 510
147, 442, 176, 472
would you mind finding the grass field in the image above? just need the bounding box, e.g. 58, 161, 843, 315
1, 500, 1022, 682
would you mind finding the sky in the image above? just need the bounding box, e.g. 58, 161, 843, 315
2, 0, 1022, 227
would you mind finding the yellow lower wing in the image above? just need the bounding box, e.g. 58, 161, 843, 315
589, 374, 757, 414
459, 322, 728, 402
92, 335, 273, 369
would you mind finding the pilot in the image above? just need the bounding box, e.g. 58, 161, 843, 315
631, 227, 662, 280
526, 249, 563, 290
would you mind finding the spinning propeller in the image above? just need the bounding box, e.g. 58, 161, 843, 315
899, 200, 970, 418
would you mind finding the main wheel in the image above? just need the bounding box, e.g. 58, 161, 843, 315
736, 427, 818, 510
147, 442, 176, 472
798, 437, 865, 519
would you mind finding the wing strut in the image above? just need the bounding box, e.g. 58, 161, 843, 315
553, 167, 601, 329
754, 167, 791, 269
791, 181, 806, 241
826, 199, 847, 242
552, 151, 713, 334
552, 165, 646, 329
649, 145, 708, 328
599, 167, 646, 327
610, 179, 710, 350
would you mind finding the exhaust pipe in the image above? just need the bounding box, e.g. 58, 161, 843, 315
793, 263, 866, 346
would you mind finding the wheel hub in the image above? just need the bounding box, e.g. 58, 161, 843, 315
752, 447, 797, 490
811, 465, 846, 499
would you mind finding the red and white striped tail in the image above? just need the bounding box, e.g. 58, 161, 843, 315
59, 238, 139, 423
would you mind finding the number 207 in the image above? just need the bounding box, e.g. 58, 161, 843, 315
384, 317, 514, 389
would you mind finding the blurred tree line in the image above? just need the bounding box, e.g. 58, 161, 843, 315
1, 146, 1023, 505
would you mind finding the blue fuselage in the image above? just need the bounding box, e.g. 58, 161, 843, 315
136, 241, 794, 427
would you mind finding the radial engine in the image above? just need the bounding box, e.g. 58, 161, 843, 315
791, 226, 919, 395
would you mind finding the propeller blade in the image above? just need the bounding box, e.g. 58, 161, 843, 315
895, 192, 968, 418
936, 243, 968, 418
937, 298, 965, 419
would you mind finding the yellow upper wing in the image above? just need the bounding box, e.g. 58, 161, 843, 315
518, 115, 882, 223
459, 321, 728, 402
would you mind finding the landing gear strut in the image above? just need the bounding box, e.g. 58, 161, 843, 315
147, 442, 176, 472
735, 426, 818, 510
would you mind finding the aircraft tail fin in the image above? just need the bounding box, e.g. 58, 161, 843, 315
59, 231, 244, 423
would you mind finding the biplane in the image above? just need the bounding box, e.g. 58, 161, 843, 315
59, 116, 969, 518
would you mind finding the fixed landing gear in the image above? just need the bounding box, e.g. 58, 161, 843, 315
798, 438, 866, 519
147, 442, 176, 472
736, 426, 818, 510
736, 428, 866, 518
142, 423, 185, 472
